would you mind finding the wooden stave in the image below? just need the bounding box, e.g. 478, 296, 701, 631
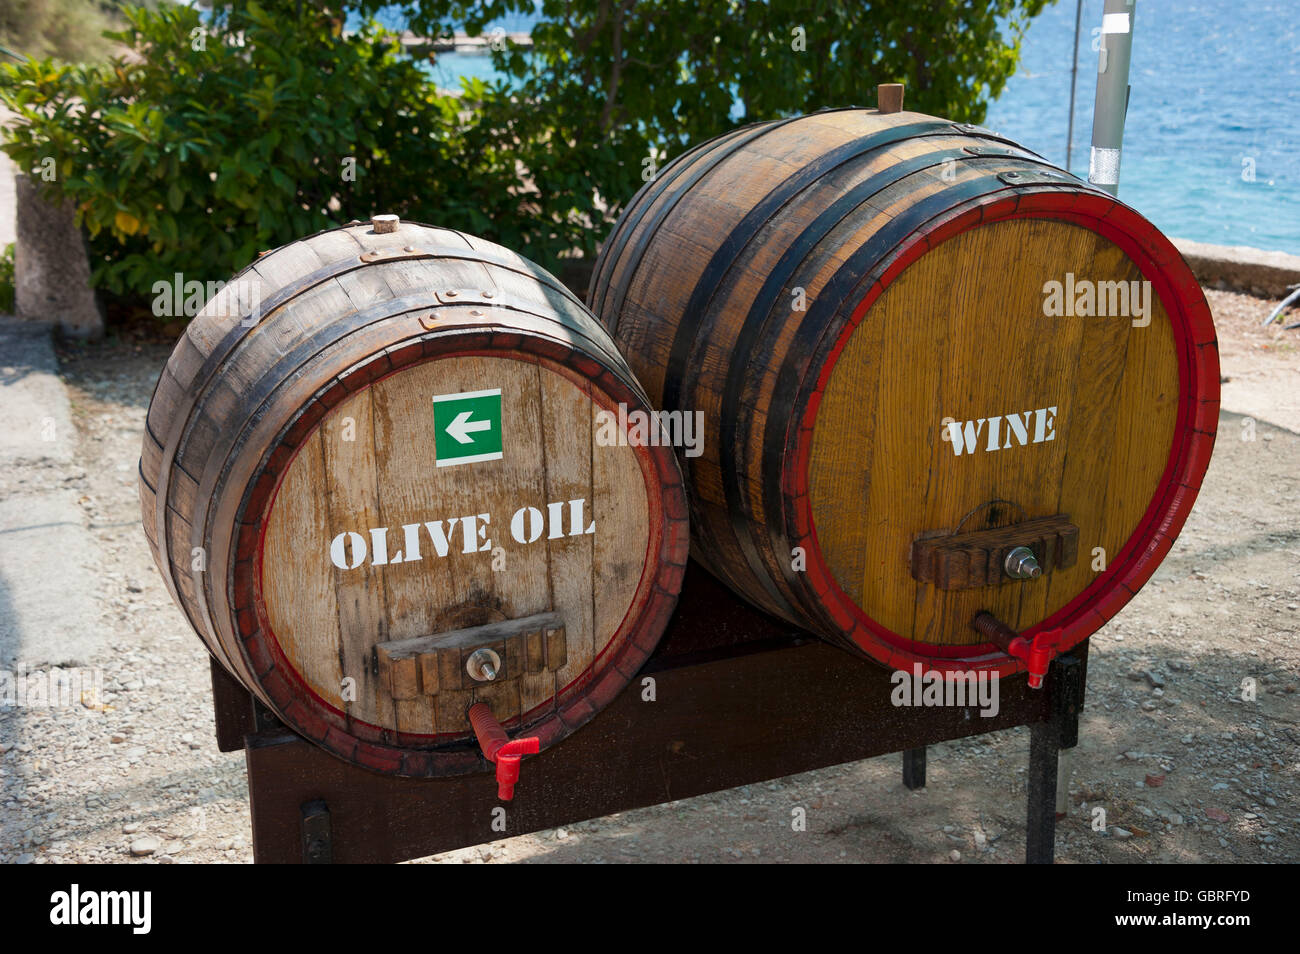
589, 109, 1218, 677
139, 231, 542, 677
592, 118, 1072, 623
140, 223, 689, 776
143, 228, 644, 622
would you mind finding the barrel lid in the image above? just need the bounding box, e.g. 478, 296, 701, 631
256, 351, 661, 749
798, 195, 1217, 672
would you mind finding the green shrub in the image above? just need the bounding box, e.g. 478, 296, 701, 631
0, 2, 475, 297
0, 243, 14, 314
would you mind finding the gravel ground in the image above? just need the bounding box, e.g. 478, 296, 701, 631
0, 288, 1296, 864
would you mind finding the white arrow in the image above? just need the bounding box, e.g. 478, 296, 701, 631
446, 409, 491, 444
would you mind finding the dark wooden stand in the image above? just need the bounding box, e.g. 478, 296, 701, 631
212, 564, 1087, 864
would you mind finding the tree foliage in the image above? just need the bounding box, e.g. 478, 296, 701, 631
0, 0, 1053, 307
365, 0, 1054, 249
383, 1, 1050, 139
377, 0, 1055, 269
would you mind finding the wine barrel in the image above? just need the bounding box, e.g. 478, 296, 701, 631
590, 106, 1219, 679
140, 218, 688, 777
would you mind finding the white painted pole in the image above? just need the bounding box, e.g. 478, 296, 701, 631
1089, 0, 1137, 196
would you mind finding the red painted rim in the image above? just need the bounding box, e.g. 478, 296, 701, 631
230, 327, 689, 776
786, 188, 1220, 678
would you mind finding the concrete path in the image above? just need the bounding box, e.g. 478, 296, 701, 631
1, 109, 107, 670
0, 318, 106, 669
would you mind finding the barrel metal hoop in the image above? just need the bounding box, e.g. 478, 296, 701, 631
151, 238, 595, 614
203, 289, 640, 558
715, 149, 1087, 619
358, 247, 429, 264
656, 119, 987, 615
433, 288, 503, 306
661, 119, 960, 412
947, 122, 1047, 160
998, 169, 1080, 187
655, 122, 966, 611
778, 188, 1212, 670
589, 121, 762, 315
419, 294, 643, 387
198, 293, 636, 680
596, 116, 809, 333
964, 144, 1043, 161
201, 288, 644, 591
592, 121, 772, 320
220, 317, 679, 764
591, 109, 877, 317
400, 221, 595, 317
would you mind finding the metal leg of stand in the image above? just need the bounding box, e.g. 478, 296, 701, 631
902, 746, 927, 790
223, 568, 1091, 865
1026, 720, 1060, 864
1026, 653, 1085, 864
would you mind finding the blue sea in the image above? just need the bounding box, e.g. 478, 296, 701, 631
370, 1, 1300, 253
984, 0, 1300, 254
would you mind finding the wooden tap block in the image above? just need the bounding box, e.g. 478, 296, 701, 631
910, 514, 1079, 591
374, 612, 567, 701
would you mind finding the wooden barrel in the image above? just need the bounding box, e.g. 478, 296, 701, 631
140, 218, 688, 777
590, 107, 1219, 679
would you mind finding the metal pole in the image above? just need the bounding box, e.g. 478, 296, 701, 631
1089, 0, 1137, 196
1066, 0, 1083, 171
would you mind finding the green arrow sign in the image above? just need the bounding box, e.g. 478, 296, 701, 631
432, 388, 503, 467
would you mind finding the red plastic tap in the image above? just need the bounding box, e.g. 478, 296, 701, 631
468, 702, 540, 801
972, 613, 1063, 689
1005, 628, 1064, 689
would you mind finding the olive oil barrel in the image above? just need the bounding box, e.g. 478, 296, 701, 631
590, 107, 1219, 679
140, 218, 688, 777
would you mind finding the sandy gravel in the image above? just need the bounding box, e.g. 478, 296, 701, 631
0, 289, 1296, 864
1206, 288, 1300, 433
